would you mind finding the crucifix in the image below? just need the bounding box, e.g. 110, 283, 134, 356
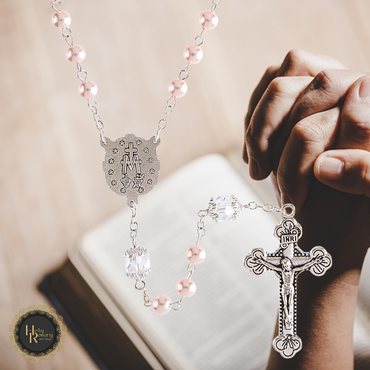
244, 205, 332, 358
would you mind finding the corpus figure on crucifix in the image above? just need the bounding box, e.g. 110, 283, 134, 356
256, 255, 324, 330
244, 204, 332, 359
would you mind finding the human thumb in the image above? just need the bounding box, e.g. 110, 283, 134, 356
314, 149, 370, 197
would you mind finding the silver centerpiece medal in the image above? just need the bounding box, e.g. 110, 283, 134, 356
102, 134, 160, 205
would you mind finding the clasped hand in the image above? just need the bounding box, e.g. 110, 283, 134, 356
244, 50, 370, 259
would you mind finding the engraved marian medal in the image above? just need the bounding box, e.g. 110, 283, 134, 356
102, 134, 160, 205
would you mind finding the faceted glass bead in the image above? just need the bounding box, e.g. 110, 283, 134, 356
199, 11, 219, 30
184, 45, 203, 64
66, 45, 86, 64
51, 11, 72, 29
168, 79, 187, 98
124, 246, 151, 280
78, 80, 98, 99
208, 195, 241, 222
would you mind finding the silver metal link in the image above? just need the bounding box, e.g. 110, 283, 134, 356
135, 280, 145, 290
154, 96, 177, 143
61, 28, 73, 47
179, 63, 190, 80
143, 288, 152, 307
243, 202, 282, 213
281, 203, 295, 218
187, 263, 196, 280
211, 0, 222, 12
135, 281, 152, 306
196, 217, 206, 244
77, 64, 88, 82
171, 299, 183, 311
129, 201, 138, 247
195, 29, 205, 47
51, 0, 62, 12
88, 98, 107, 143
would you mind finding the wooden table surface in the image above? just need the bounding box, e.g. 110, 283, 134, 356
1, 0, 370, 369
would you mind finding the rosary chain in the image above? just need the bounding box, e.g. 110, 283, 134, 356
51, 0, 107, 144
154, 0, 221, 143
243, 202, 282, 213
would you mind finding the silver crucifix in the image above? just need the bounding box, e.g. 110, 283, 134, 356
244, 204, 332, 358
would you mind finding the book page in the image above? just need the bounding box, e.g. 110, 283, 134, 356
73, 153, 370, 369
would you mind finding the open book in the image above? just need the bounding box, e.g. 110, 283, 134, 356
68, 153, 370, 370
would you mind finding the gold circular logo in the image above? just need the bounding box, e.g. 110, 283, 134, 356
8, 305, 66, 362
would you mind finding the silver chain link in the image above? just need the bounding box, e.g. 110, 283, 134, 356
51, 0, 62, 12
243, 202, 282, 213
211, 0, 222, 12
171, 298, 183, 311
129, 202, 138, 247
196, 209, 207, 244
135, 280, 152, 307
61, 27, 73, 47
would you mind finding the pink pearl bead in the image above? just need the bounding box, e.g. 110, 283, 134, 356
168, 79, 187, 98
199, 11, 219, 30
78, 81, 98, 99
51, 11, 72, 29
176, 278, 196, 297
151, 294, 172, 315
66, 45, 86, 64
186, 245, 206, 264
184, 45, 203, 64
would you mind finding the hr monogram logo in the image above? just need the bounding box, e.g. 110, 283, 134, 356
9, 305, 66, 362
25, 325, 38, 344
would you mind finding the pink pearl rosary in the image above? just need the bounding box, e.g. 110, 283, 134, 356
51, 0, 221, 315
50, 1, 332, 358
51, 5, 219, 103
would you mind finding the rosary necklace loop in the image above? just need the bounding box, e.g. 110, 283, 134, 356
50, 1, 332, 358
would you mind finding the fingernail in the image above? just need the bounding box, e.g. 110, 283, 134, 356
243, 145, 249, 164
281, 193, 291, 206
359, 79, 370, 99
249, 158, 259, 178
319, 157, 343, 180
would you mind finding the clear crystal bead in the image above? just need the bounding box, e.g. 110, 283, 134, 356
124, 246, 151, 280
208, 195, 242, 222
